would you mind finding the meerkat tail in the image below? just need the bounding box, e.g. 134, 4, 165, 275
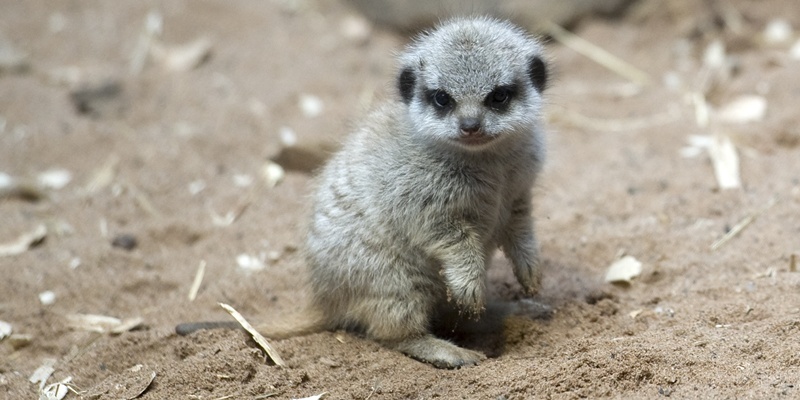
175, 309, 326, 339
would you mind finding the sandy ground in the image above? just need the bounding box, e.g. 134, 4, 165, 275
2, 1, 800, 399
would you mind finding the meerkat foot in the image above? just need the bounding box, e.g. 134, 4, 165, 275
504, 298, 553, 320
388, 335, 486, 369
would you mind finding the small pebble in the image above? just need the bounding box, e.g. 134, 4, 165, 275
0, 40, 29, 74
37, 169, 72, 190
236, 254, 266, 271
279, 126, 297, 147
262, 161, 285, 188
790, 39, 800, 60
39, 290, 56, 305
188, 180, 206, 195
233, 174, 253, 187
763, 19, 793, 45
340, 14, 372, 45
299, 94, 324, 118
112, 234, 138, 250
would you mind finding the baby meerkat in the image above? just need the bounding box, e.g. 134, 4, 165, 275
306, 16, 548, 368
178, 16, 549, 369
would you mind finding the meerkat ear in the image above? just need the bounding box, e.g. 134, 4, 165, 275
398, 67, 416, 104
527, 56, 547, 93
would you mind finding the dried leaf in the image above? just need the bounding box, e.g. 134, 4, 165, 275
7, 333, 33, 350
67, 313, 121, 333
605, 255, 642, 284
83, 364, 156, 400
0, 224, 47, 257
29, 359, 56, 390
151, 38, 212, 71
66, 314, 141, 334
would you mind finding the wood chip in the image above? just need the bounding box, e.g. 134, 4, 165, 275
604, 255, 643, 284
717, 95, 767, 124
188, 260, 206, 301
7, 333, 33, 350
219, 303, 286, 367
0, 224, 47, 257
708, 134, 741, 190
40, 377, 75, 400
292, 393, 327, 400
789, 253, 797, 272
628, 309, 644, 319
85, 155, 119, 193
0, 320, 11, 340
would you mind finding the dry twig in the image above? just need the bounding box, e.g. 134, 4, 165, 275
188, 260, 206, 301
710, 198, 778, 251
219, 303, 286, 367
542, 20, 651, 86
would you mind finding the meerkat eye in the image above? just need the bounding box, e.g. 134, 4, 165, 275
433, 90, 452, 108
491, 89, 509, 104
485, 85, 516, 111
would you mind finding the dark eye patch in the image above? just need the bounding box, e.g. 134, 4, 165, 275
484, 84, 517, 112
398, 68, 416, 104
425, 88, 455, 116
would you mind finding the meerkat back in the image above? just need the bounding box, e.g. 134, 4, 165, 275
306, 16, 549, 368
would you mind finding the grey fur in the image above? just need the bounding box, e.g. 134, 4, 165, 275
305, 17, 549, 368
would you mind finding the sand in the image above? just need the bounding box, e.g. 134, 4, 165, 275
1, 1, 799, 399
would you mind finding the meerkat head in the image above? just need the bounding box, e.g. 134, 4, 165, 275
397, 17, 548, 151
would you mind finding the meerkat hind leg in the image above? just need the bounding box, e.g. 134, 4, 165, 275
387, 334, 487, 369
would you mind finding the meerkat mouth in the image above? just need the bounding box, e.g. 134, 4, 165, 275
455, 133, 495, 147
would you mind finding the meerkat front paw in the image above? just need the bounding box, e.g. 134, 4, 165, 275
513, 258, 542, 296
447, 278, 486, 316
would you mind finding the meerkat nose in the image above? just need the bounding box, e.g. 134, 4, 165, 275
459, 117, 482, 136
